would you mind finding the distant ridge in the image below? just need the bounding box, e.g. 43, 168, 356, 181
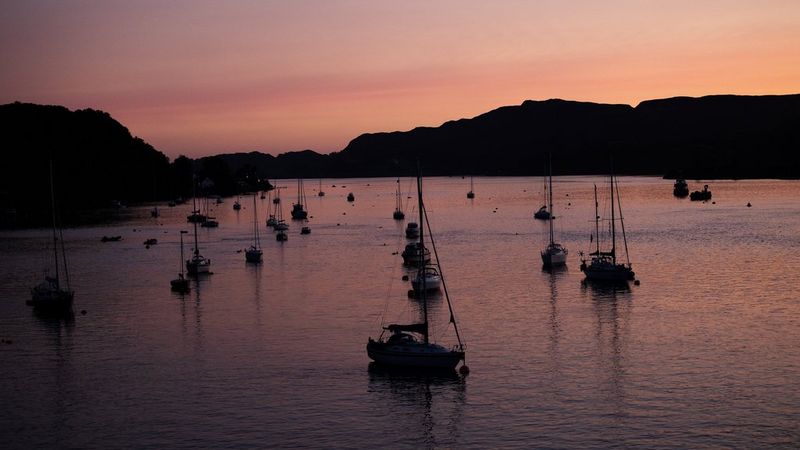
212, 94, 800, 180
3, 94, 799, 225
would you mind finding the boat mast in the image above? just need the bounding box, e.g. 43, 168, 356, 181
615, 173, 632, 266
49, 160, 60, 289
396, 178, 401, 211
179, 230, 187, 275
192, 220, 199, 257
593, 184, 600, 256
416, 169, 429, 345
609, 163, 616, 264
253, 193, 260, 248
548, 153, 555, 246
422, 195, 466, 352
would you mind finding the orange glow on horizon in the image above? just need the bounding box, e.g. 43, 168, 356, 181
1, 1, 799, 159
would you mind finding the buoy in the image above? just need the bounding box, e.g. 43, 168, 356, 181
407, 289, 416, 298
402, 275, 409, 281
747, 202, 751, 207
568, 202, 571, 206
459, 365, 470, 375
712, 201, 716, 204
634, 280, 641, 286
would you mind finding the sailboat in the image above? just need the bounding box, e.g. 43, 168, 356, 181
186, 205, 211, 275
187, 175, 208, 223
233, 195, 241, 210
273, 188, 289, 231
245, 193, 263, 263
540, 155, 568, 268
27, 161, 74, 313
466, 176, 475, 199
274, 188, 288, 241
201, 196, 219, 227
318, 179, 325, 197
580, 168, 635, 282
170, 230, 190, 292
291, 178, 308, 220
393, 177, 405, 220
265, 190, 277, 227
533, 173, 550, 220
367, 169, 467, 371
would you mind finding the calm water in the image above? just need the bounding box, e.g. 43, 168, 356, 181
1, 176, 799, 449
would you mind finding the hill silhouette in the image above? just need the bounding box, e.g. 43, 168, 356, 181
3, 94, 798, 225
1, 102, 173, 226
212, 94, 800, 179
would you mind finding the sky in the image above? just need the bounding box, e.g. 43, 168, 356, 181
1, 0, 799, 159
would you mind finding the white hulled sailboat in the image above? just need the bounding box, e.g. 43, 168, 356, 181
540, 155, 568, 268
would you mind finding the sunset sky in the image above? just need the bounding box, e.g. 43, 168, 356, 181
2, 1, 799, 159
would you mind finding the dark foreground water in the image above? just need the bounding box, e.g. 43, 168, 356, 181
1, 176, 799, 449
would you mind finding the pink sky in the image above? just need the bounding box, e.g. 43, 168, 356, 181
2, 1, 799, 159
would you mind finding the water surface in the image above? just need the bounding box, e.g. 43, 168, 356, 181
1, 176, 799, 449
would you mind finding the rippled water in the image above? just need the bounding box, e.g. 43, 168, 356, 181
1, 176, 799, 449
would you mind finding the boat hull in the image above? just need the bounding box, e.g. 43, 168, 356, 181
367, 340, 463, 369
411, 276, 441, 292
170, 278, 190, 292
186, 257, 211, 275
541, 248, 568, 267
28, 288, 74, 312
245, 249, 262, 263
580, 261, 635, 281
290, 207, 308, 220
402, 253, 431, 266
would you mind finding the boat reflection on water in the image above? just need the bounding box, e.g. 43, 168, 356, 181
34, 308, 76, 331
543, 267, 567, 376
177, 277, 206, 349
33, 308, 76, 447
367, 363, 466, 448
582, 279, 632, 413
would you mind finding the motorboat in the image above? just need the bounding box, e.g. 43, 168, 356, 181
411, 266, 442, 292
401, 242, 431, 266
673, 179, 689, 197
405, 222, 420, 239
690, 185, 712, 201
